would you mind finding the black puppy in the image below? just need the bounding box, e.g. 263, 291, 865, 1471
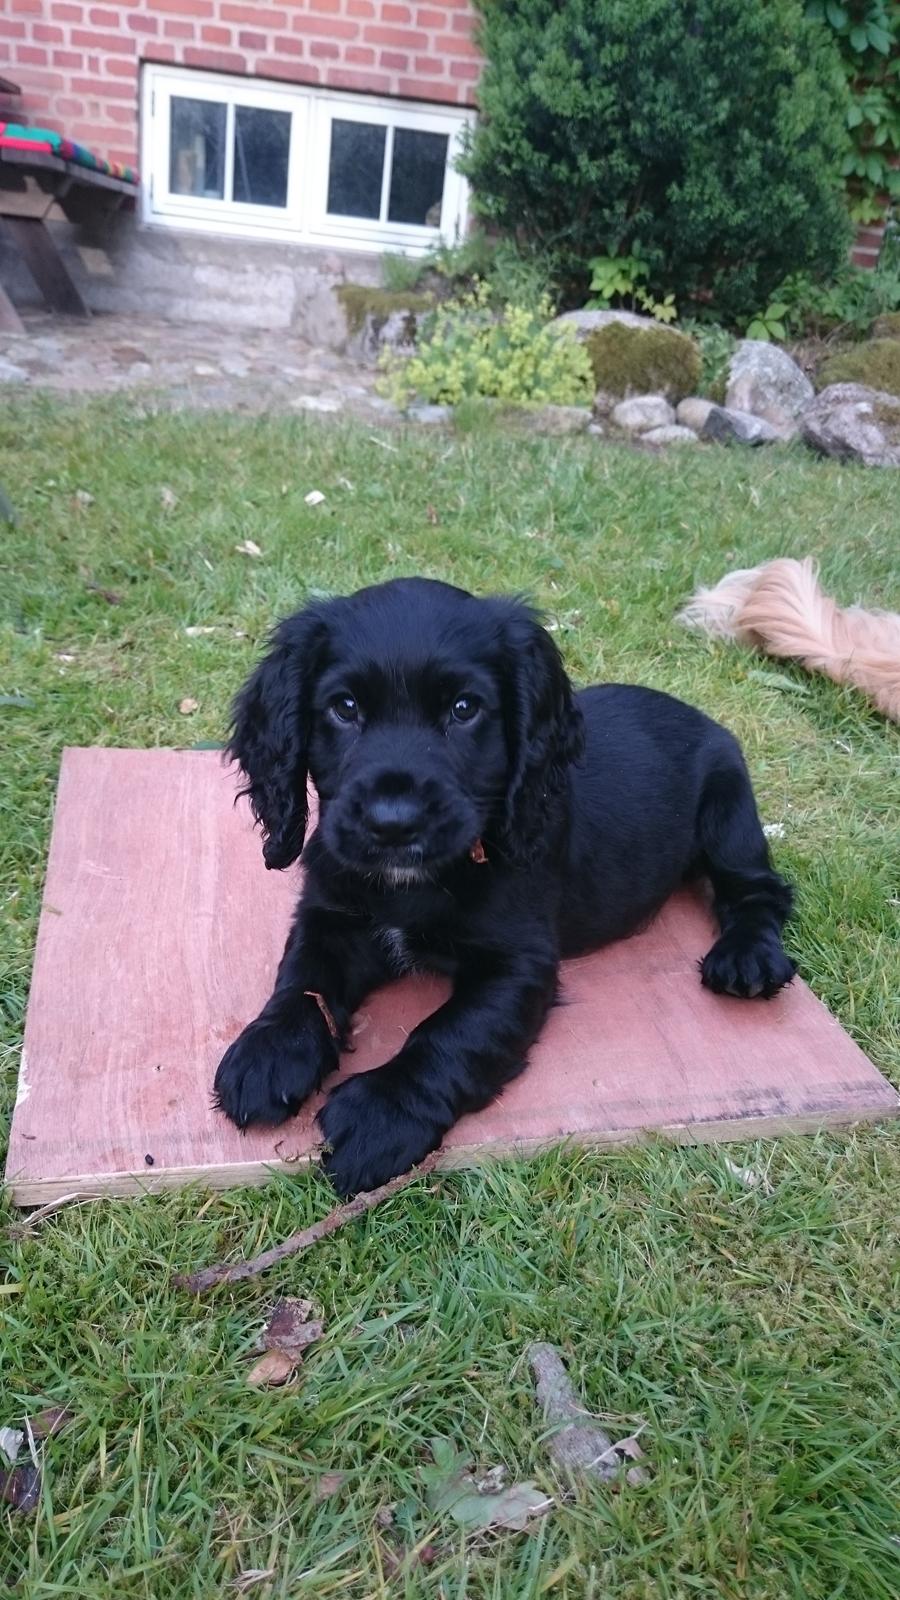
215, 577, 795, 1194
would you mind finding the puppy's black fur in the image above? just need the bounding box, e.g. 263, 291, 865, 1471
215, 578, 795, 1194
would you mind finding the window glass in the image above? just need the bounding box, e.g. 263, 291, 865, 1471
169, 97, 227, 199
388, 127, 448, 226
326, 119, 386, 219
233, 105, 291, 207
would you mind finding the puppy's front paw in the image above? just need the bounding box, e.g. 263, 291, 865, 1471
701, 928, 796, 1000
317, 1068, 442, 1197
214, 1009, 336, 1129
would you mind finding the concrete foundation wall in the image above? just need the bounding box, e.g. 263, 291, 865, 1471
0, 211, 381, 343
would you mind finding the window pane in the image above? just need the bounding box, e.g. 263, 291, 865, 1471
387, 128, 448, 226
233, 105, 291, 208
169, 97, 226, 200
327, 119, 386, 219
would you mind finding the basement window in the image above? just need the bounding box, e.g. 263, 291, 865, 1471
143, 66, 471, 254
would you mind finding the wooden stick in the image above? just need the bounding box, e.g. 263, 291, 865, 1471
173, 1151, 441, 1295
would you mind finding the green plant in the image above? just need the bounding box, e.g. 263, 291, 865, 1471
460, 0, 853, 324
680, 319, 738, 398
587, 251, 678, 322
584, 320, 701, 401
817, 335, 900, 394
378, 282, 593, 408
381, 251, 430, 294
806, 2, 900, 222
775, 262, 900, 336
746, 302, 790, 342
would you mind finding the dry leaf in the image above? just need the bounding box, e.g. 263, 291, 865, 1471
74, 489, 94, 508
304, 490, 326, 506
246, 1350, 297, 1389
184, 626, 216, 637
426, 504, 439, 525
723, 1156, 772, 1194
0, 1426, 23, 1464
260, 1298, 324, 1355
229, 1570, 276, 1592
160, 486, 178, 512
178, 697, 199, 716
28, 1407, 74, 1442
235, 540, 262, 558
314, 1471, 346, 1501
0, 1463, 40, 1513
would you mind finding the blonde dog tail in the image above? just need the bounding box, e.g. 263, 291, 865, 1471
678, 557, 900, 722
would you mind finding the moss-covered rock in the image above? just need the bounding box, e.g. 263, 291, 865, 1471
335, 284, 435, 334
817, 338, 900, 398
583, 321, 701, 403
871, 312, 900, 340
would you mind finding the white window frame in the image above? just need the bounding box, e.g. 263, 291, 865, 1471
141, 65, 471, 255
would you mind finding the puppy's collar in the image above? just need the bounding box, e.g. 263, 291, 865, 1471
469, 838, 488, 865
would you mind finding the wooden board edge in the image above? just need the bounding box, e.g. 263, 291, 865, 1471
6, 1099, 898, 1208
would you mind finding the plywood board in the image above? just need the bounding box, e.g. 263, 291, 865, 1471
5, 748, 897, 1206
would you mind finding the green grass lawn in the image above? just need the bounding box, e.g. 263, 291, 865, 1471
1, 396, 898, 1599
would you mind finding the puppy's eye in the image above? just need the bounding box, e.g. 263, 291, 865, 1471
330, 693, 359, 725
451, 694, 480, 724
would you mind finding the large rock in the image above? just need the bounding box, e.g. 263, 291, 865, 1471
642, 424, 699, 446
554, 308, 661, 339
568, 317, 701, 402
612, 394, 676, 432
676, 396, 714, 431
702, 405, 782, 446
800, 383, 900, 467
0, 357, 28, 384
725, 341, 813, 436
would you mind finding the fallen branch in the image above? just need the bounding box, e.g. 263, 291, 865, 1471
528, 1342, 648, 1486
174, 1151, 441, 1295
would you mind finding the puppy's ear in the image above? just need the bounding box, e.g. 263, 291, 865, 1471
228, 608, 326, 870
499, 603, 584, 862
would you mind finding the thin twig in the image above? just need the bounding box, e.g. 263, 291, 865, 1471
173, 1151, 441, 1295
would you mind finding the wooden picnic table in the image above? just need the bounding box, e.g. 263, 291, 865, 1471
0, 141, 138, 334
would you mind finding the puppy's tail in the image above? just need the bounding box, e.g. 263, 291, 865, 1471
679, 557, 900, 723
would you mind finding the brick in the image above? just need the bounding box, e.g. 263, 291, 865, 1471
90, 6, 121, 22
183, 45, 248, 70
149, 0, 214, 15
238, 30, 267, 49
105, 101, 139, 123
449, 58, 479, 80
291, 15, 358, 38
0, 19, 27, 38
398, 75, 458, 102
53, 4, 84, 20
433, 31, 478, 55
52, 48, 84, 68
127, 11, 158, 33
106, 56, 140, 78
71, 29, 138, 53
70, 74, 135, 98
271, 33, 306, 55
143, 41, 178, 62
164, 20, 195, 39
309, 0, 342, 11
254, 57, 320, 83
220, 4, 286, 25
14, 44, 49, 66
201, 25, 234, 45
55, 96, 86, 117
10, 0, 43, 13
383, 2, 412, 18
33, 23, 65, 42
346, 44, 376, 63
347, 0, 375, 13
416, 7, 444, 25
380, 49, 409, 69
11, 67, 66, 90
325, 66, 392, 93
451, 11, 475, 33
310, 39, 339, 59
414, 55, 443, 74
363, 24, 428, 47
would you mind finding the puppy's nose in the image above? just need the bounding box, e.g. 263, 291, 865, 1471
366, 794, 423, 846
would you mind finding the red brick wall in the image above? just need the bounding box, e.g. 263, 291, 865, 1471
0, 0, 481, 169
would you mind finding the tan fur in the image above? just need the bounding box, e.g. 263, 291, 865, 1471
678, 557, 900, 722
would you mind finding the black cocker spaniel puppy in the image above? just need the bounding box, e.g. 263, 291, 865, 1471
215, 577, 795, 1195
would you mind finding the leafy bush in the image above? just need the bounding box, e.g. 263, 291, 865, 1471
775, 262, 900, 336
587, 252, 677, 323
817, 337, 900, 394
378, 284, 593, 408
805, 1, 900, 222
460, 0, 853, 322
681, 319, 738, 399
381, 232, 560, 312
585, 321, 701, 402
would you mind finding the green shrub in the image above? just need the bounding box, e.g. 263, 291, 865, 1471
805, 1, 900, 223
585, 322, 701, 402
817, 338, 900, 395
460, 0, 853, 322
378, 284, 594, 408
776, 263, 900, 337
681, 319, 738, 398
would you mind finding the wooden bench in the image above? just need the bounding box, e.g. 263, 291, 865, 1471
0, 109, 139, 334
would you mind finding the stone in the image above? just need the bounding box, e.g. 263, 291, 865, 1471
800, 383, 900, 468
642, 424, 699, 446
702, 405, 782, 446
676, 396, 714, 431
725, 341, 813, 436
612, 394, 676, 433
407, 403, 452, 425
592, 389, 618, 417
554, 308, 660, 339
290, 394, 343, 413
0, 358, 28, 384
585, 321, 701, 403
